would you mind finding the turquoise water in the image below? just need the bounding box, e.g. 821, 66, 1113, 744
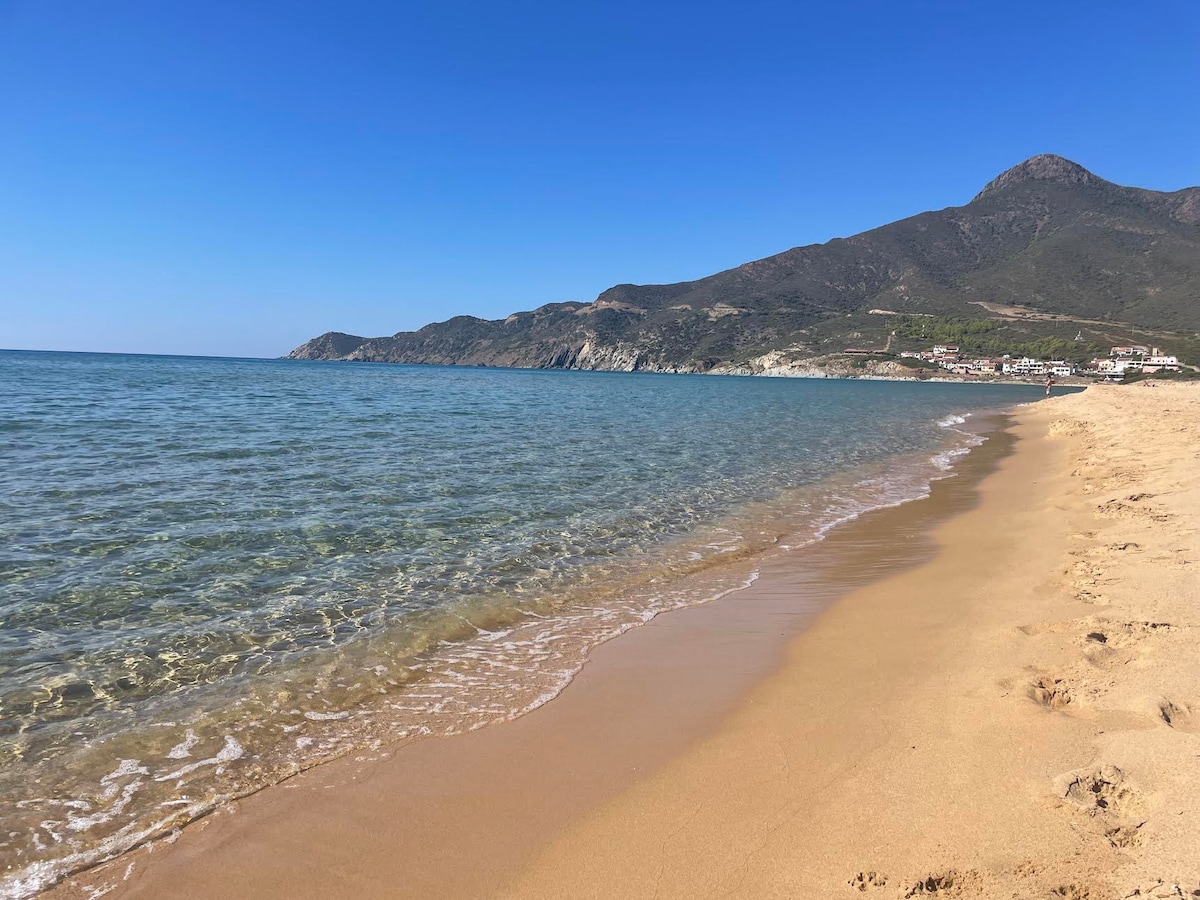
0, 350, 1051, 895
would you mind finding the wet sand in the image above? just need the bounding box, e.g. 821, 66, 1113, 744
56, 384, 1200, 899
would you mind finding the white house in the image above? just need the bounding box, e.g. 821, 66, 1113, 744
1002, 357, 1048, 376
1142, 354, 1180, 374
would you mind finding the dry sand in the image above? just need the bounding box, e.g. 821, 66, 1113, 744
54, 383, 1200, 899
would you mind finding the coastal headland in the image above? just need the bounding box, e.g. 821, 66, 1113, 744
54, 382, 1200, 898
286, 155, 1200, 380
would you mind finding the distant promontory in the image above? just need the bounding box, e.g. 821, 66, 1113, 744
287, 156, 1200, 377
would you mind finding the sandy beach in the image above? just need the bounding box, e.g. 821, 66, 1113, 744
54, 383, 1200, 899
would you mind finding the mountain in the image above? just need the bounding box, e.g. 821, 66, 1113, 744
287, 155, 1200, 374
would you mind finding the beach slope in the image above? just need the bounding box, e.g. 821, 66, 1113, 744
52, 384, 1200, 899
503, 383, 1200, 899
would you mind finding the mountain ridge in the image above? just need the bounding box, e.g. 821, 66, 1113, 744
288, 156, 1200, 374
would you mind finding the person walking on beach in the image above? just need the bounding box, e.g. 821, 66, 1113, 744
1045, 373, 1054, 397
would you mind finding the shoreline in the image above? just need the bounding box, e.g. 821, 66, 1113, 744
54, 383, 1200, 899
4, 366, 1042, 900
286, 352, 1096, 387
49, 415, 1020, 899
502, 383, 1200, 898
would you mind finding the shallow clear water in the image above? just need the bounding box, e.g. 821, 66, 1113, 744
0, 350, 1052, 895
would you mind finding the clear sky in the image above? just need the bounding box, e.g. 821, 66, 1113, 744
2, 0, 1198, 358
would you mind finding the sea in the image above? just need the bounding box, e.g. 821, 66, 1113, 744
0, 350, 1054, 896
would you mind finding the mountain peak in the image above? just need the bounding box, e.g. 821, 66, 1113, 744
975, 154, 1106, 200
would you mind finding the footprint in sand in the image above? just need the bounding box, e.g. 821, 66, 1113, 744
1028, 676, 1076, 711
1068, 542, 1142, 558
847, 870, 888, 892
1122, 881, 1200, 898
1069, 560, 1108, 580
1052, 886, 1105, 900
1012, 860, 1041, 878
903, 869, 982, 897
1101, 469, 1145, 489
1096, 495, 1174, 523
1159, 700, 1199, 732
1056, 765, 1144, 818
1106, 822, 1145, 849
1101, 620, 1176, 650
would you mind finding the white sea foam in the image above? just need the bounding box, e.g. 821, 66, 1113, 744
929, 408, 988, 472
100, 760, 149, 784
67, 781, 143, 833
302, 710, 351, 721
165, 729, 199, 760
154, 736, 243, 783
0, 796, 220, 900
937, 412, 972, 427
931, 442, 974, 471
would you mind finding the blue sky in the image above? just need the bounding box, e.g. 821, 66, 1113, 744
2, 0, 1198, 357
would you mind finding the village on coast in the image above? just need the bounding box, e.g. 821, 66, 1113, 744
893, 343, 1184, 381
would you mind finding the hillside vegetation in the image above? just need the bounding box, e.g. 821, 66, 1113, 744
288, 155, 1200, 373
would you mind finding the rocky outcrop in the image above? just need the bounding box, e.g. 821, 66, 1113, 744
287, 332, 367, 359
973, 154, 1106, 199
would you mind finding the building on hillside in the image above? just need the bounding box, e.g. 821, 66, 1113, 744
1110, 345, 1150, 357
1093, 357, 1142, 376
1142, 353, 1180, 374
1002, 357, 1048, 376
967, 358, 1001, 375
1048, 361, 1074, 377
